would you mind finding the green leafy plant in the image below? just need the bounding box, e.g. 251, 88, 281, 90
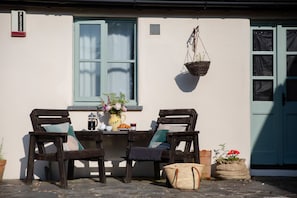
213, 143, 240, 164
100, 92, 128, 116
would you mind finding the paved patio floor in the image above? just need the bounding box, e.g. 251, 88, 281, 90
1, 176, 297, 198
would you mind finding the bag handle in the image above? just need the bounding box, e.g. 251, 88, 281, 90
192, 166, 201, 189
172, 168, 179, 186
171, 165, 201, 190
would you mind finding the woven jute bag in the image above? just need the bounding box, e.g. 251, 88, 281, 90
164, 163, 204, 190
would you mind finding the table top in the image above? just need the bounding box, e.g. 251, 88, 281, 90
78, 129, 153, 135
102, 131, 129, 135
82, 129, 151, 134
102, 130, 153, 134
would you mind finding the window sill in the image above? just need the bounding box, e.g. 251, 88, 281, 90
67, 105, 143, 112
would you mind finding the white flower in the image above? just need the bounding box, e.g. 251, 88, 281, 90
114, 103, 122, 110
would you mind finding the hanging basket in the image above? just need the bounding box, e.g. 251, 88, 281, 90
184, 61, 210, 76
184, 25, 211, 76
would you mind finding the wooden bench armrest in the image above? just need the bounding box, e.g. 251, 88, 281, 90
166, 131, 199, 143
166, 131, 200, 157
29, 131, 67, 142
167, 131, 199, 137
126, 130, 154, 150
127, 130, 154, 142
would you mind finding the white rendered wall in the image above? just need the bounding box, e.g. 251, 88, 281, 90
0, 13, 73, 179
136, 17, 251, 165
0, 12, 250, 179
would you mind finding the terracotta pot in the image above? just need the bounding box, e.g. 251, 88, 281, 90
199, 150, 212, 179
0, 160, 6, 182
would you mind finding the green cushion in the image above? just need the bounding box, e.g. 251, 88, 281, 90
44, 122, 84, 151
148, 129, 169, 148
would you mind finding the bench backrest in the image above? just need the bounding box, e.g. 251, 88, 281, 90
155, 109, 198, 153
30, 109, 71, 154
30, 109, 71, 131
156, 109, 197, 131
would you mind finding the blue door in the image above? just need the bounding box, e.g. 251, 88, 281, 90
251, 24, 297, 166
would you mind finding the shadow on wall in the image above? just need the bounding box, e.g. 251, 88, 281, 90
175, 72, 200, 92
20, 134, 51, 180
251, 83, 297, 194
251, 85, 283, 167
252, 82, 297, 166
20, 135, 29, 179
20, 134, 29, 179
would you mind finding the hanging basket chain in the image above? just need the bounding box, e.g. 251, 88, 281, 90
186, 26, 199, 52
185, 25, 210, 62
198, 31, 211, 61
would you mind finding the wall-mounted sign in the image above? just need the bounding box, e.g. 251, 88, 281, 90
11, 10, 26, 37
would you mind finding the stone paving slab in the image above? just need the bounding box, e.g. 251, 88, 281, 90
0, 177, 297, 198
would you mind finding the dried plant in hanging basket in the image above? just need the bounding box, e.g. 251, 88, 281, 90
184, 25, 211, 76
184, 61, 210, 76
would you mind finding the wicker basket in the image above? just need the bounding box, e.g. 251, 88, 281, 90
184, 61, 210, 76
215, 159, 251, 180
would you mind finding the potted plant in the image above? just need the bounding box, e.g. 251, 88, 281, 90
0, 138, 6, 182
213, 144, 250, 180
184, 25, 210, 76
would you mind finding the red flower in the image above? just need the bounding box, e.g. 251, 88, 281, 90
227, 149, 240, 156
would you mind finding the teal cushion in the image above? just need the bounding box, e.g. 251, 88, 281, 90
148, 129, 169, 148
43, 122, 69, 133
44, 122, 84, 151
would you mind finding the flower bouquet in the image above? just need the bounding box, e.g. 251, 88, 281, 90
99, 92, 128, 131
100, 92, 128, 116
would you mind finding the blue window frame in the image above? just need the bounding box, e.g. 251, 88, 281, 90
73, 19, 137, 106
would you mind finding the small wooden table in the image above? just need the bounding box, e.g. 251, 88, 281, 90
101, 130, 153, 161
77, 130, 154, 176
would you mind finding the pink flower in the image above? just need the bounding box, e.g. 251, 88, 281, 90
105, 105, 112, 111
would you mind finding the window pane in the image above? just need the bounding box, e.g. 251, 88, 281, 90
253, 30, 273, 51
287, 30, 297, 51
253, 80, 273, 101
79, 62, 100, 97
108, 21, 135, 60
80, 24, 101, 59
253, 55, 273, 76
287, 55, 297, 76
75, 19, 137, 105
107, 63, 134, 100
287, 79, 297, 101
